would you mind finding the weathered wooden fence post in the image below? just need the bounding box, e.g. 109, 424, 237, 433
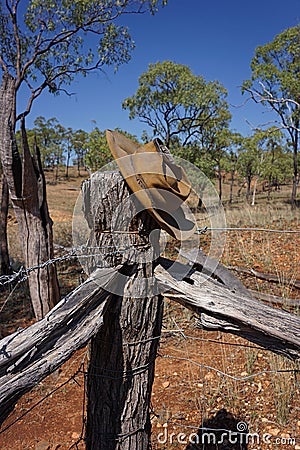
83, 170, 164, 449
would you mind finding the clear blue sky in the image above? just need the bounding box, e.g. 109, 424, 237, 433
24, 0, 300, 140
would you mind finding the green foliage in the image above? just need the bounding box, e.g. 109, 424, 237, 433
33, 116, 65, 167
84, 127, 138, 171
246, 25, 300, 104
237, 134, 262, 182
70, 129, 88, 173
0, 0, 168, 119
122, 60, 231, 147
84, 127, 111, 171
21, 117, 140, 173
260, 128, 293, 183
221, 132, 242, 173
242, 25, 300, 205
173, 141, 215, 179
242, 25, 300, 148
237, 128, 291, 185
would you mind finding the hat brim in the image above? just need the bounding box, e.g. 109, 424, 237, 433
106, 130, 196, 240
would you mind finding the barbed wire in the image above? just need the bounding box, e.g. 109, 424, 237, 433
162, 329, 265, 350
0, 185, 299, 445
0, 283, 20, 314
0, 225, 299, 444
0, 364, 85, 436
197, 226, 300, 234
0, 243, 149, 287
0, 222, 299, 289
0, 332, 299, 446
159, 354, 300, 381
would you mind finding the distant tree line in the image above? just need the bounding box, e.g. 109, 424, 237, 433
16, 117, 112, 178
123, 55, 298, 206
19, 112, 294, 209
15, 119, 140, 178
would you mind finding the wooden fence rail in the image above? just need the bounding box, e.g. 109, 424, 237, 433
0, 257, 300, 428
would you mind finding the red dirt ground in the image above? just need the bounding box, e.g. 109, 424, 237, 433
0, 174, 299, 450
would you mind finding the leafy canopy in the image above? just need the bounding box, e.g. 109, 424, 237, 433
242, 25, 300, 135
0, 0, 167, 119
122, 60, 230, 147
237, 128, 291, 183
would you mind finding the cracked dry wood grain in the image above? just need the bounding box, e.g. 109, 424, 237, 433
83, 171, 164, 450
155, 261, 300, 360
0, 256, 299, 431
0, 267, 117, 426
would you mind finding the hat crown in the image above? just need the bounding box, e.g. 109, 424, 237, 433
106, 130, 196, 240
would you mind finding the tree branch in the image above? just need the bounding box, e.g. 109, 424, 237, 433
0, 55, 8, 72
9, 0, 21, 81
244, 84, 300, 133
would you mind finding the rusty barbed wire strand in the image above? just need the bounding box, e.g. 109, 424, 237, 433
0, 243, 150, 287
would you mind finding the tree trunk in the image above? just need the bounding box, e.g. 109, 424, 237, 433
291, 125, 298, 209
83, 171, 164, 450
77, 156, 81, 177
65, 147, 71, 178
55, 157, 59, 181
0, 176, 11, 275
267, 177, 271, 200
251, 177, 258, 206
229, 168, 235, 204
246, 174, 251, 201
217, 163, 222, 202
0, 73, 60, 319
65, 160, 69, 178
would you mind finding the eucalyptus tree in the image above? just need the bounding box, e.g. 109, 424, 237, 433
84, 127, 139, 172
237, 132, 266, 203
0, 173, 10, 275
0, 0, 167, 317
199, 125, 232, 202
33, 116, 60, 167
70, 129, 89, 176
237, 129, 291, 204
84, 128, 107, 171
123, 60, 231, 148
261, 127, 292, 198
222, 132, 244, 204
243, 25, 300, 208
64, 127, 74, 178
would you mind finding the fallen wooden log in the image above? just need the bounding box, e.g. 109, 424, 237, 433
249, 289, 300, 307
179, 249, 299, 307
155, 259, 300, 360
179, 248, 252, 297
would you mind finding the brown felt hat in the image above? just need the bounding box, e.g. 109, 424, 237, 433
106, 129, 196, 240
